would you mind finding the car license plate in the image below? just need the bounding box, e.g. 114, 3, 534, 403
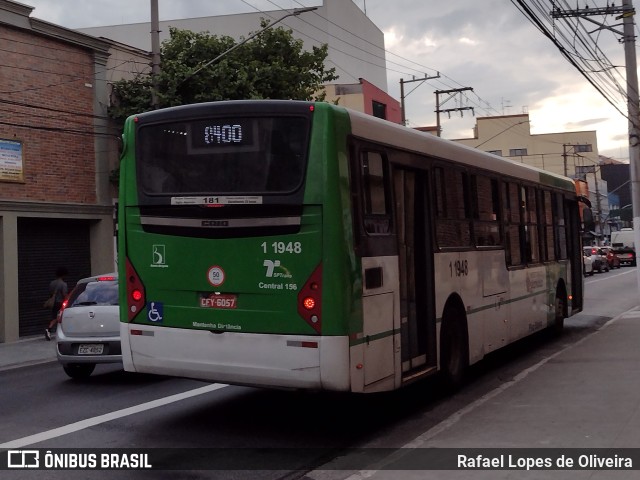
78, 344, 104, 355
200, 293, 237, 309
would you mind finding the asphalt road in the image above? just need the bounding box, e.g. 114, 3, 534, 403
1, 266, 637, 479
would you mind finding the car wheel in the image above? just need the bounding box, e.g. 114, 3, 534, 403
63, 363, 96, 379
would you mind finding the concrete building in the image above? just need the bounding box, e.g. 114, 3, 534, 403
324, 78, 401, 124
78, 0, 388, 93
601, 161, 632, 230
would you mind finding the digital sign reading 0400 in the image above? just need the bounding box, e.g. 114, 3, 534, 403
204, 124, 243, 145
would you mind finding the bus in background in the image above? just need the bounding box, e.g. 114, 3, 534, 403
118, 100, 584, 393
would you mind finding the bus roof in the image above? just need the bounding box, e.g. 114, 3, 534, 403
342, 106, 576, 193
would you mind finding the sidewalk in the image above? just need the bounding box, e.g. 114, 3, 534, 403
0, 334, 57, 371
308, 306, 640, 479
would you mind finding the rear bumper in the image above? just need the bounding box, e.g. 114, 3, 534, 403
56, 328, 122, 365
120, 323, 350, 391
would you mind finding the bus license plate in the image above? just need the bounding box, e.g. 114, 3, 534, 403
78, 344, 104, 355
200, 294, 237, 309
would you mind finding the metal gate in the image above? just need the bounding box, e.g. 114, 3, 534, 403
17, 218, 92, 337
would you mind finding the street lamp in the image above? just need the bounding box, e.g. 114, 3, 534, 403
179, 7, 318, 86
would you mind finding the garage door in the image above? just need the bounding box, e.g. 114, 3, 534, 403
18, 218, 92, 337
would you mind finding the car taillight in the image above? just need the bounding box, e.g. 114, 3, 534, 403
126, 258, 145, 322
97, 275, 116, 281
298, 264, 322, 334
56, 298, 69, 324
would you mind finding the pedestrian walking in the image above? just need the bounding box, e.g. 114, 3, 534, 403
45, 266, 68, 341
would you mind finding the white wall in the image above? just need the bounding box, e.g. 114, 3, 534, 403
79, 0, 388, 92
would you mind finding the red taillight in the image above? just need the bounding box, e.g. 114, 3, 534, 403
303, 297, 316, 310
97, 275, 116, 281
298, 264, 322, 333
56, 298, 69, 324
126, 258, 145, 322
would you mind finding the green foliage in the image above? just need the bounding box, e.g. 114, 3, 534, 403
109, 21, 338, 122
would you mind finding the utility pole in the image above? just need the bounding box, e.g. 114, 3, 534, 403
562, 143, 569, 177
594, 170, 603, 245
150, 0, 161, 109
552, 0, 640, 294
435, 87, 474, 137
399, 73, 440, 126
622, 0, 640, 295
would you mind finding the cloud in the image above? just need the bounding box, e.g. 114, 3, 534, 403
22, 0, 630, 159
458, 37, 477, 46
565, 118, 611, 129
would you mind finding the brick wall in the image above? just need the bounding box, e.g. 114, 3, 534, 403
0, 24, 97, 204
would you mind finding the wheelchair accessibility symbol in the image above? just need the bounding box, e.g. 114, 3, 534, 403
147, 302, 163, 323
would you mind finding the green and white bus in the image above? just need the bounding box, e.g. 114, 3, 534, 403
118, 100, 584, 393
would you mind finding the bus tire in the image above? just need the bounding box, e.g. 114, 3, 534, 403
552, 287, 567, 335
440, 304, 469, 391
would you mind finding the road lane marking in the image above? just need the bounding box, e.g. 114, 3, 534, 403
0, 383, 227, 450
585, 268, 635, 285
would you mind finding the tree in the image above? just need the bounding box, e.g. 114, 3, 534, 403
109, 21, 338, 122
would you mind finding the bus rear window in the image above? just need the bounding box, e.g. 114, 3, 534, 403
137, 116, 310, 195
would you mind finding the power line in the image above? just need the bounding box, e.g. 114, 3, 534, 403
512, 0, 630, 123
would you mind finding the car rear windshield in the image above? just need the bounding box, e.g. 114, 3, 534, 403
67, 280, 119, 307
137, 116, 310, 195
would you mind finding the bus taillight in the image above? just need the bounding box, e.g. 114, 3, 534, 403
298, 264, 322, 333
126, 258, 145, 322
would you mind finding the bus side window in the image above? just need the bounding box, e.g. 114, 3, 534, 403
434, 166, 471, 248
523, 186, 540, 264
541, 190, 555, 261
472, 174, 501, 247
503, 181, 522, 266
361, 151, 391, 235
553, 192, 568, 260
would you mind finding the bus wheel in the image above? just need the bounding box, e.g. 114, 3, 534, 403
440, 305, 469, 391
552, 291, 566, 335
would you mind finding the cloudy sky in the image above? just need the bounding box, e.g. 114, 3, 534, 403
22, 0, 631, 160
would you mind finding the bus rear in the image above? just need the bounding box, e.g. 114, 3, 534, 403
118, 101, 356, 390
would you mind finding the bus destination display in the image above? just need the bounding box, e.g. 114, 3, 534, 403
192, 119, 253, 149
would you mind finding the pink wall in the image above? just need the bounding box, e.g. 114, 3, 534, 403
360, 78, 402, 124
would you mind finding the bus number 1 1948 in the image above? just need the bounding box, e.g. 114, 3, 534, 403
450, 259, 469, 277
261, 242, 302, 254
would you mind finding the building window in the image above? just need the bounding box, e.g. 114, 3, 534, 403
372, 101, 386, 120
486, 150, 503, 156
574, 144, 593, 153
509, 148, 528, 156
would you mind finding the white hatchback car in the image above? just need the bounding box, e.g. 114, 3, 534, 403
56, 273, 122, 379
583, 254, 594, 276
